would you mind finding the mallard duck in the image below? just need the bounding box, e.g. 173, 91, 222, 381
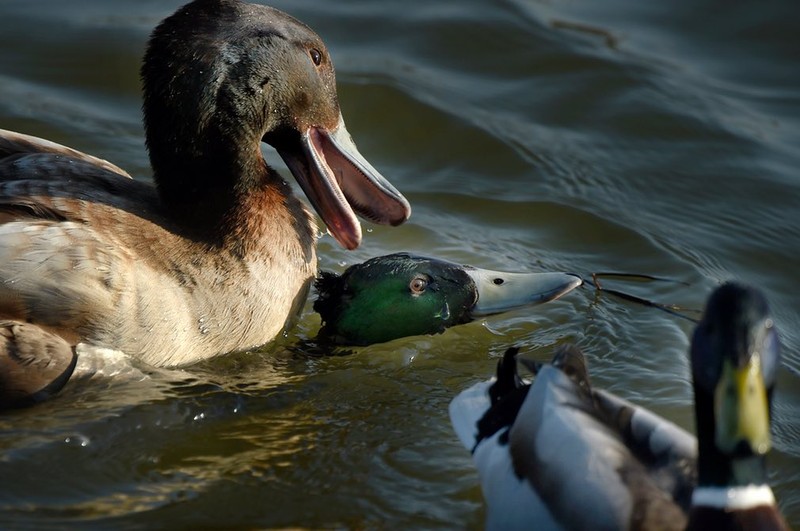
0, 0, 410, 408
450, 283, 788, 530
313, 253, 582, 345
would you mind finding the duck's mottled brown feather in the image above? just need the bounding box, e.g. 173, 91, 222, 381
0, 130, 131, 178
0, 143, 316, 367
0, 320, 77, 409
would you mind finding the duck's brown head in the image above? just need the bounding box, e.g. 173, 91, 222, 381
142, 0, 410, 248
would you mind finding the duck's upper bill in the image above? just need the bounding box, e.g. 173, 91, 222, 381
279, 118, 411, 250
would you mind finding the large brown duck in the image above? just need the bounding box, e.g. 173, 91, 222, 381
0, 0, 410, 408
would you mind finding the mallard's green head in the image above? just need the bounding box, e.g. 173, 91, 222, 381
314, 253, 581, 346
690, 282, 780, 487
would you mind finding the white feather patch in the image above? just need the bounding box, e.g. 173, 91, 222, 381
449, 379, 494, 450
691, 485, 776, 510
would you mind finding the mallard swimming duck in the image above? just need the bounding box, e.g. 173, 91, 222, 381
313, 253, 582, 345
0, 0, 410, 408
450, 283, 788, 530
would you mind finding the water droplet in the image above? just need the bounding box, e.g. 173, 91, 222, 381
64, 434, 91, 447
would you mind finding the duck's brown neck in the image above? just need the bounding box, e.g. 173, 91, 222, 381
151, 138, 316, 262
150, 138, 278, 242
224, 171, 314, 260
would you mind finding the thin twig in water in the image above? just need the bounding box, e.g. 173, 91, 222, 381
581, 272, 700, 324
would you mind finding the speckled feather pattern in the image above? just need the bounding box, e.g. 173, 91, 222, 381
0, 130, 317, 367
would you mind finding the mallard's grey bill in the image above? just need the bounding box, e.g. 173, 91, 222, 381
467, 269, 582, 315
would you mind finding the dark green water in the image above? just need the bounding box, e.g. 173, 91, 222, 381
1, 0, 798, 528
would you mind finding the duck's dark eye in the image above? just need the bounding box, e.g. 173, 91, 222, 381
410, 277, 427, 295
493, 278, 504, 285
310, 48, 322, 66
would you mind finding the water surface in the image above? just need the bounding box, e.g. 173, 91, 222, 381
1, 0, 798, 528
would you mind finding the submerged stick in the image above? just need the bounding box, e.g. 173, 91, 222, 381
581, 272, 701, 323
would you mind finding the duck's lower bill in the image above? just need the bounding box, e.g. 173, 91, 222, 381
279, 115, 410, 250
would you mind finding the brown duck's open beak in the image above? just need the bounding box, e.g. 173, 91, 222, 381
466, 268, 583, 316
280, 114, 411, 250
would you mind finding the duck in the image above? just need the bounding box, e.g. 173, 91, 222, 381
313, 252, 582, 345
449, 282, 788, 530
0, 0, 410, 408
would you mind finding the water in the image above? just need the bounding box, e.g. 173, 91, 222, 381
1, 0, 799, 528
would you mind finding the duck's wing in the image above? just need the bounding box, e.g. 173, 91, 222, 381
509, 366, 688, 531
0, 130, 181, 360
0, 129, 131, 179
594, 387, 697, 510
0, 129, 155, 226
